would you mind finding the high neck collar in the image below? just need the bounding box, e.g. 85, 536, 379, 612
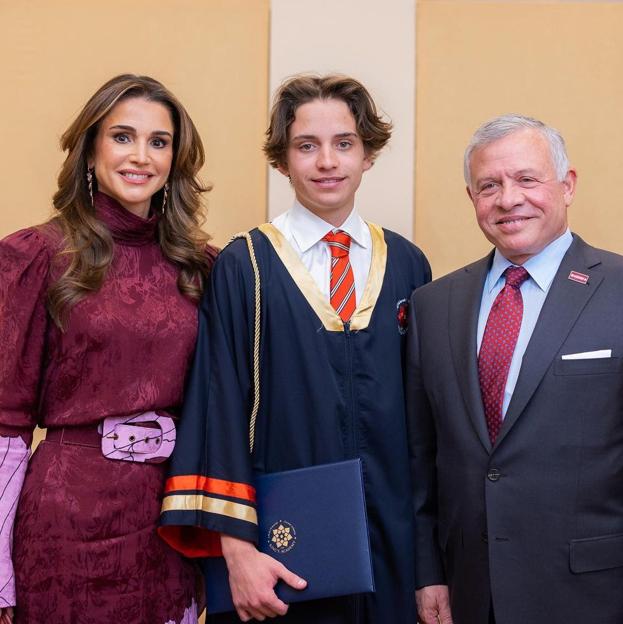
95, 192, 158, 246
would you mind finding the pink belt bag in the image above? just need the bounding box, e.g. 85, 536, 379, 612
45, 411, 176, 464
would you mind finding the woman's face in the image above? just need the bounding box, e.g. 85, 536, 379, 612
90, 97, 174, 218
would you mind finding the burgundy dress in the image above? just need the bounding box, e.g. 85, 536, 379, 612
0, 193, 211, 623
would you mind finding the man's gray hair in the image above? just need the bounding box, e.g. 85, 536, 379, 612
463, 114, 569, 186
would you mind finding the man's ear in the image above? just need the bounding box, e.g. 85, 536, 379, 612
277, 163, 289, 178
363, 153, 373, 172
562, 169, 577, 207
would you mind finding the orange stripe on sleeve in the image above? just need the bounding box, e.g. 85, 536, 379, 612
164, 475, 256, 502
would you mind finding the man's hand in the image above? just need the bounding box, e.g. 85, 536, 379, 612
221, 535, 307, 622
416, 585, 453, 624
0, 606, 14, 624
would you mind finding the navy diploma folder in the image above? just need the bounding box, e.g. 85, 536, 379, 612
202, 458, 375, 614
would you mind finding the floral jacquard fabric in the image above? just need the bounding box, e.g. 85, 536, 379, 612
0, 192, 214, 623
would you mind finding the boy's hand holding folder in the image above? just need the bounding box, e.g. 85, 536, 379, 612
221, 535, 307, 622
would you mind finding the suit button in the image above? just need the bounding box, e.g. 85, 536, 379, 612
481, 531, 488, 544
487, 468, 501, 482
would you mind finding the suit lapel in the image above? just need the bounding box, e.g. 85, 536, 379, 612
449, 254, 492, 452
496, 236, 604, 447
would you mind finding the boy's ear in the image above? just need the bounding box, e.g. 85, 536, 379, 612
277, 163, 289, 177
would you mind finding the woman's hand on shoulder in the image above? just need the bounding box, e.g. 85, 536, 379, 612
0, 606, 14, 624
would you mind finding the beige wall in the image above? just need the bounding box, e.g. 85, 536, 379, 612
5, 2, 623, 291
415, 0, 623, 277
0, 0, 269, 246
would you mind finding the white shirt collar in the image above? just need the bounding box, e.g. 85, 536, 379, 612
486, 229, 573, 293
288, 200, 369, 252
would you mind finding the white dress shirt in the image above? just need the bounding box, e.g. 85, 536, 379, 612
477, 229, 573, 417
271, 200, 372, 305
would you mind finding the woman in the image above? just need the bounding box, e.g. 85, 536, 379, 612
0, 74, 216, 623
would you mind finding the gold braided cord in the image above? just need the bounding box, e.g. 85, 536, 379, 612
230, 232, 261, 453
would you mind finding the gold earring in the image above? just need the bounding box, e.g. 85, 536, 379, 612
162, 182, 169, 215
86, 167, 94, 207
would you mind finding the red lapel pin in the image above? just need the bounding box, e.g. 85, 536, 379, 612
568, 271, 589, 285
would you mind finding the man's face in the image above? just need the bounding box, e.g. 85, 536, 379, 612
279, 98, 372, 227
467, 128, 576, 265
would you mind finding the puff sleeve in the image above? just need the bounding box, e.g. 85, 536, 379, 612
0, 227, 54, 606
0, 227, 53, 443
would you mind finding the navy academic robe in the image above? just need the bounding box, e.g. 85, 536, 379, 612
160, 223, 431, 623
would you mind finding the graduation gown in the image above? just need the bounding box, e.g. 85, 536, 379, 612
159, 223, 431, 622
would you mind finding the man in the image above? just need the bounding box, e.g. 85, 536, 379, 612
160, 74, 430, 623
408, 114, 623, 624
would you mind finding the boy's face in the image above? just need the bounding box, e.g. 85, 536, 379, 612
279, 98, 372, 227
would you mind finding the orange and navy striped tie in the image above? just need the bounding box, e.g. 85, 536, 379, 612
323, 230, 356, 322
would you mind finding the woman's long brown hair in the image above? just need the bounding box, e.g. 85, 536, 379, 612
48, 74, 212, 328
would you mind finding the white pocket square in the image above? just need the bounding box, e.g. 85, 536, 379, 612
561, 349, 612, 360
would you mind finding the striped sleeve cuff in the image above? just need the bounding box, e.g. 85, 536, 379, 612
159, 475, 258, 557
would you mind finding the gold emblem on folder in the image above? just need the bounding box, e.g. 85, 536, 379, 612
268, 520, 297, 553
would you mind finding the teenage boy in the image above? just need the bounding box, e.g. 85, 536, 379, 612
160, 74, 431, 623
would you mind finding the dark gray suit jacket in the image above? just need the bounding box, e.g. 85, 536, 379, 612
407, 235, 623, 624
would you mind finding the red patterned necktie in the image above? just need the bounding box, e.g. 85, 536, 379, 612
478, 266, 530, 444
323, 230, 356, 322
